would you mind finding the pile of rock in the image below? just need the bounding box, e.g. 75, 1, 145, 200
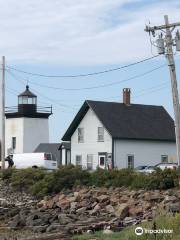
0, 180, 37, 208
0, 186, 179, 236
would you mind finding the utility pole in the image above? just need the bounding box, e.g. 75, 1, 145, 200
145, 15, 180, 166
0, 56, 5, 170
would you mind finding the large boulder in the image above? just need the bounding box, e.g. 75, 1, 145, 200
115, 203, 129, 219
58, 213, 70, 225
97, 195, 109, 203
144, 192, 164, 202
105, 205, 115, 214
57, 198, 70, 210
76, 207, 87, 214
169, 202, 180, 213
128, 207, 143, 217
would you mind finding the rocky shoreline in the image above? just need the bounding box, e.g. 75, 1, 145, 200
0, 180, 180, 239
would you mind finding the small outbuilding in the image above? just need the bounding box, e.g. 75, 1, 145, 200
34, 143, 61, 165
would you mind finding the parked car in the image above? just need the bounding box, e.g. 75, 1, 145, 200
135, 165, 155, 174
135, 166, 148, 173
155, 162, 178, 170
0, 152, 58, 170
143, 166, 155, 174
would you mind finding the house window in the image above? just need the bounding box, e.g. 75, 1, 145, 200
66, 150, 71, 165
87, 154, 93, 170
12, 137, 16, 150
78, 128, 84, 143
127, 155, 134, 169
76, 155, 82, 167
98, 127, 104, 142
161, 155, 168, 163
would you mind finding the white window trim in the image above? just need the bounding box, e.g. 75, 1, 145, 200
161, 155, 168, 163
127, 154, 134, 169
87, 154, 93, 170
76, 155, 82, 166
78, 128, 84, 143
12, 137, 16, 150
97, 127, 104, 142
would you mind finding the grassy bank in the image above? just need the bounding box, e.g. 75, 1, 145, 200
73, 214, 180, 240
0, 165, 179, 197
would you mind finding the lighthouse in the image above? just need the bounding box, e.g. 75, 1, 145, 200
5, 86, 52, 155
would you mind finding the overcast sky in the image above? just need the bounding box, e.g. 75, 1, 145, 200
2, 0, 180, 142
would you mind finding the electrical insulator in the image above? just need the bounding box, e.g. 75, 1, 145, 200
175, 30, 180, 51
156, 35, 165, 54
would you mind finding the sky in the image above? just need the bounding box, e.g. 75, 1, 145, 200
2, 0, 180, 142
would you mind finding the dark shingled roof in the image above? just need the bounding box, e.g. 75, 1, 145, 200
34, 143, 60, 161
62, 100, 175, 142
58, 142, 71, 150
18, 85, 37, 97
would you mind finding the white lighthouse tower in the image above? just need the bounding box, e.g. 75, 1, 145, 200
5, 86, 52, 155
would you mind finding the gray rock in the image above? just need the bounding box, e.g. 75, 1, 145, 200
9, 214, 25, 228
164, 195, 177, 203
33, 225, 48, 233
76, 207, 86, 214
46, 223, 62, 232
169, 202, 180, 213
105, 205, 115, 213
103, 229, 113, 234
58, 213, 70, 225
115, 203, 129, 219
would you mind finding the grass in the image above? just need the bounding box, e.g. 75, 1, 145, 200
72, 213, 180, 240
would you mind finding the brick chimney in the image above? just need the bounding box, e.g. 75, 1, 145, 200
123, 88, 131, 105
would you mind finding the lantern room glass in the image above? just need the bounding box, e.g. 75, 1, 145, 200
18, 96, 37, 105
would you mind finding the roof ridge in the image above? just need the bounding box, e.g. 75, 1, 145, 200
86, 100, 163, 108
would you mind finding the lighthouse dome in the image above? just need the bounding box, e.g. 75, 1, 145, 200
18, 85, 37, 105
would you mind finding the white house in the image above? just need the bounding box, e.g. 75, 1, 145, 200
62, 88, 177, 170
5, 86, 52, 155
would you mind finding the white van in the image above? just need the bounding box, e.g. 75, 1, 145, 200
12, 152, 58, 170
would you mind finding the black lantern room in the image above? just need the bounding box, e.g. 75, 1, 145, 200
18, 85, 37, 114
5, 85, 52, 119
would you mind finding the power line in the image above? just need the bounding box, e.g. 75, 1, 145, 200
6, 63, 168, 110
6, 70, 78, 112
7, 64, 166, 91
6, 82, 170, 109
6, 55, 159, 78
133, 85, 169, 99
133, 81, 169, 96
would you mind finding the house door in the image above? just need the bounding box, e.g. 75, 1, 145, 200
98, 155, 106, 169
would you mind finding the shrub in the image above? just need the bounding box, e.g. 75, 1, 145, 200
52, 165, 90, 193
32, 165, 91, 197
1, 165, 179, 198
146, 168, 179, 190
130, 173, 149, 189
31, 172, 55, 197
10, 168, 46, 192
1, 168, 15, 181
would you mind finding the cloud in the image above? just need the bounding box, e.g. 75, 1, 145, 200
0, 0, 180, 65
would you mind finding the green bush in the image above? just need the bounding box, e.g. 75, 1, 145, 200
31, 172, 55, 197
90, 168, 135, 187
1, 165, 179, 197
146, 168, 179, 190
9, 168, 46, 192
1, 167, 15, 181
32, 165, 91, 197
